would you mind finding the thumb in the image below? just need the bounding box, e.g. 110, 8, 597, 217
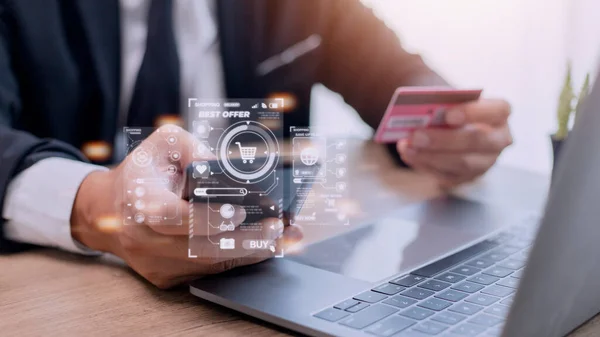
143, 124, 198, 171
446, 99, 511, 127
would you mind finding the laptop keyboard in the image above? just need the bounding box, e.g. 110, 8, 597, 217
313, 222, 538, 337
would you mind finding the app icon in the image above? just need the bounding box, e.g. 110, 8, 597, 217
219, 238, 235, 250
192, 161, 210, 179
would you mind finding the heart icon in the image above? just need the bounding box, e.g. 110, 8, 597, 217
196, 165, 207, 174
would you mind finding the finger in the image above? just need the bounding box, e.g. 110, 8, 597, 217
151, 202, 246, 236
145, 124, 197, 169
398, 140, 424, 169
282, 224, 304, 245
124, 186, 184, 223
205, 224, 304, 274
437, 175, 478, 189
398, 141, 444, 178
189, 217, 283, 261
446, 99, 511, 127
399, 146, 484, 188
117, 220, 182, 258
205, 223, 304, 274
132, 216, 280, 261
407, 152, 498, 179
409, 124, 513, 153
206, 252, 273, 275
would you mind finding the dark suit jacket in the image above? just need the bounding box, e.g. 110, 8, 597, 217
0, 0, 445, 250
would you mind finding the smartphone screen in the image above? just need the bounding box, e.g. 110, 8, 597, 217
185, 159, 319, 223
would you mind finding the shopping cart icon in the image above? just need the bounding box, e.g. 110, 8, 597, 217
235, 142, 257, 164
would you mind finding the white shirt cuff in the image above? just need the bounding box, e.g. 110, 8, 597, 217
3, 158, 108, 255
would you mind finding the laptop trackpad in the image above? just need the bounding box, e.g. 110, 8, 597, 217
287, 196, 514, 283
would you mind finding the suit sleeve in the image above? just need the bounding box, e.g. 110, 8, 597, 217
0, 4, 89, 252
318, 0, 449, 129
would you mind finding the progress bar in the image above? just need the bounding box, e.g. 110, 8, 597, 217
293, 178, 326, 184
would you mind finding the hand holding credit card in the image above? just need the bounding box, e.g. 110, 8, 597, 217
374, 87, 483, 143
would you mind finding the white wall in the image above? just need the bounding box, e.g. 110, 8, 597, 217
312, 0, 598, 175
568, 0, 600, 82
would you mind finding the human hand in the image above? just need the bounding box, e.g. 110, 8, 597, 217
397, 99, 513, 187
71, 125, 302, 288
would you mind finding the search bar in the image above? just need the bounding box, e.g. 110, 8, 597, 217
193, 188, 248, 197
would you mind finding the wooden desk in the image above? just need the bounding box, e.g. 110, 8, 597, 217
0, 141, 597, 336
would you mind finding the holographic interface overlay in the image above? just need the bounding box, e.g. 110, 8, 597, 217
187, 98, 285, 259
290, 126, 349, 227
122, 126, 184, 226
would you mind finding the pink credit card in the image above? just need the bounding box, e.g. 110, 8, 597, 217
374, 87, 483, 143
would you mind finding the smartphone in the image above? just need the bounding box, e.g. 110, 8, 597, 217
374, 87, 483, 143
185, 158, 319, 223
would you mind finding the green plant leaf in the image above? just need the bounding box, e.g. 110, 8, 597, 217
555, 63, 575, 140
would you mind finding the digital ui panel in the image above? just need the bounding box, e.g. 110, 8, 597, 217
122, 126, 184, 227
289, 126, 349, 227
187, 99, 285, 259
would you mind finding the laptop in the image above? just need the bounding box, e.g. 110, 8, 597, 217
190, 72, 600, 337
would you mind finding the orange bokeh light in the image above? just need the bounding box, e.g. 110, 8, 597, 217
96, 216, 121, 233
155, 115, 183, 127
267, 92, 297, 112
81, 141, 112, 162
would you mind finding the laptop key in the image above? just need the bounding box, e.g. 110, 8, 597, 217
418, 298, 453, 311
400, 306, 435, 320
482, 285, 514, 298
508, 239, 531, 249
383, 295, 417, 309
364, 316, 416, 337
431, 312, 467, 325
451, 281, 484, 293
484, 304, 510, 317
465, 294, 500, 306
411, 240, 499, 277
483, 267, 513, 278
390, 274, 427, 287
413, 321, 449, 335
451, 265, 481, 276
354, 291, 388, 303
401, 288, 435, 300
435, 272, 466, 284
500, 296, 514, 306
394, 331, 437, 337
314, 308, 350, 322
449, 302, 484, 315
468, 274, 500, 286
513, 251, 530, 261
373, 283, 406, 295
485, 325, 504, 336
334, 299, 360, 310
468, 313, 504, 327
339, 304, 398, 329
451, 323, 486, 335
491, 246, 521, 255
497, 259, 525, 270
419, 280, 451, 292
496, 277, 520, 289
511, 269, 524, 278
435, 289, 469, 302
465, 259, 495, 269
347, 302, 370, 313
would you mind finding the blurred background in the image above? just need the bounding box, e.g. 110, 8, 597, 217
311, 0, 600, 174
